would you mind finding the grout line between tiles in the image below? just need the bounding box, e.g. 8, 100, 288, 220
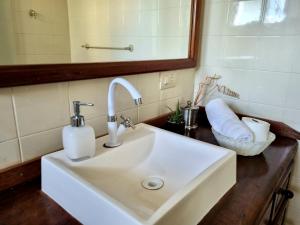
10, 88, 23, 162
19, 125, 66, 139
199, 63, 300, 75
0, 138, 20, 145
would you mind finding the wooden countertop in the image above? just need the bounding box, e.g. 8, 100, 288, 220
179, 125, 297, 225
0, 122, 297, 225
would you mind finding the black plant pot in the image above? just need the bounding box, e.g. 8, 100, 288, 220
165, 121, 185, 134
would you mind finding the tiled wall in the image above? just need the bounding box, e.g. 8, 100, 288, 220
68, 0, 191, 62
0, 0, 16, 64
1, 0, 192, 65
0, 0, 71, 64
194, 0, 300, 224
0, 69, 194, 170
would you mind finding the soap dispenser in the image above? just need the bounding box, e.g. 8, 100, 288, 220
63, 101, 96, 160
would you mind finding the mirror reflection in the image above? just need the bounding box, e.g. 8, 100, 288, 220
0, 0, 192, 65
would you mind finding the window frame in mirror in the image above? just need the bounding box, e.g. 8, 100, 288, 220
0, 0, 203, 88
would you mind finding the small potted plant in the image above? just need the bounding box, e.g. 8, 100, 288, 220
165, 101, 185, 134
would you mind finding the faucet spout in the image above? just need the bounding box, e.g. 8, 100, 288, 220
104, 78, 142, 148
107, 78, 142, 117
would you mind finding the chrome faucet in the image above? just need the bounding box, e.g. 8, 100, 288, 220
104, 78, 142, 148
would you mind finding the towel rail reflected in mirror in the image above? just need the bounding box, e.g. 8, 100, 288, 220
81, 44, 134, 52
0, 0, 202, 88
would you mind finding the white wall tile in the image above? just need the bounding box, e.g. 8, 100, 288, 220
69, 78, 109, 119
67, 0, 97, 18
222, 36, 258, 69
178, 68, 195, 101
291, 36, 300, 74
31, 0, 54, 17
16, 54, 70, 64
124, 0, 158, 11
0, 88, 17, 142
13, 83, 70, 136
256, 36, 293, 72
14, 11, 38, 34
124, 10, 158, 37
20, 127, 63, 161
52, 35, 71, 55
158, 0, 191, 9
86, 115, 107, 138
13, 0, 33, 11
201, 36, 223, 67
283, 109, 300, 125
16, 34, 37, 55
138, 102, 160, 122
35, 35, 55, 55
136, 73, 160, 105
157, 37, 189, 59
248, 71, 289, 106
285, 74, 300, 110
245, 102, 284, 121
0, 139, 21, 170
202, 1, 227, 35
158, 6, 190, 37
51, 0, 69, 24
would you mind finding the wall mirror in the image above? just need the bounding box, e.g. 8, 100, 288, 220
0, 0, 202, 87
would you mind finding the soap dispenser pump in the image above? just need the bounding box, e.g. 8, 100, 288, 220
63, 101, 96, 160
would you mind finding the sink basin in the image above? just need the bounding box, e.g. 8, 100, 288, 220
42, 123, 236, 225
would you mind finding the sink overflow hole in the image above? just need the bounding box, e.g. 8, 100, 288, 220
142, 177, 164, 190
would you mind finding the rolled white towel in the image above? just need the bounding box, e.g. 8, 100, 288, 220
205, 98, 254, 141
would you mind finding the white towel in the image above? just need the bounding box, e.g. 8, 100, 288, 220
205, 98, 254, 141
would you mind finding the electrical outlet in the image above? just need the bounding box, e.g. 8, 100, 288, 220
160, 73, 177, 90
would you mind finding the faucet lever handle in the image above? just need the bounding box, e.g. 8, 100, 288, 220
120, 115, 135, 129
79, 103, 94, 106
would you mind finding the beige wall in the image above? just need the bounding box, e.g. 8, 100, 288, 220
0, 0, 17, 65
0, 69, 195, 170
12, 0, 71, 64
195, 0, 300, 224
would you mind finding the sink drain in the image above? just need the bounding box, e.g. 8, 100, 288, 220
141, 177, 164, 190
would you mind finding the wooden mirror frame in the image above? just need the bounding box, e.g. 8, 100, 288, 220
0, 0, 202, 88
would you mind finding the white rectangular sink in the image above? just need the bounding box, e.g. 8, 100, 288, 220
42, 123, 236, 225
